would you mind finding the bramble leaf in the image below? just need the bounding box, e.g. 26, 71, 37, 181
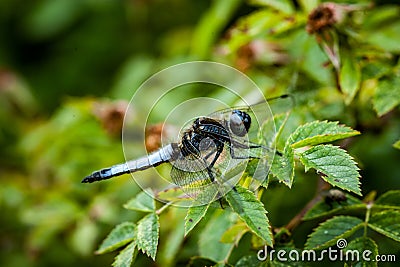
112, 242, 137, 267
184, 203, 211, 236
305, 216, 363, 250
220, 221, 248, 245
249, 0, 295, 14
135, 213, 159, 260
270, 144, 295, 187
368, 210, 400, 242
340, 56, 361, 105
225, 185, 273, 245
198, 210, 236, 262
123, 190, 155, 212
96, 222, 135, 254
288, 121, 360, 149
394, 140, 400, 150
375, 190, 400, 209
299, 145, 361, 195
373, 74, 400, 116
344, 237, 378, 267
259, 112, 289, 147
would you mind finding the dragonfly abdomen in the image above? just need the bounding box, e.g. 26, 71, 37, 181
81, 143, 179, 183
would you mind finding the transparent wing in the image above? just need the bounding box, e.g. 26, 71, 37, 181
170, 139, 272, 204
207, 95, 294, 141
170, 150, 219, 204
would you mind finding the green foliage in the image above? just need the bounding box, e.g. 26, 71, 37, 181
394, 140, 400, 150
184, 203, 211, 236
373, 73, 400, 116
198, 210, 236, 262
135, 213, 159, 260
123, 190, 155, 212
340, 55, 362, 105
270, 121, 361, 193
288, 121, 360, 149
299, 145, 361, 195
301, 191, 400, 265
226, 185, 273, 245
375, 190, 400, 208
344, 237, 378, 267
96, 222, 136, 255
270, 144, 294, 187
112, 242, 137, 267
305, 216, 364, 250
368, 210, 400, 243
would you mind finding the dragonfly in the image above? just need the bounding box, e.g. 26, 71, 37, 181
82, 95, 290, 203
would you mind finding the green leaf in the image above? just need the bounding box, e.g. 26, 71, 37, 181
112, 241, 137, 267
303, 193, 364, 221
270, 144, 295, 187
123, 190, 155, 212
393, 140, 400, 150
184, 203, 211, 236
305, 216, 364, 250
365, 21, 400, 53
220, 221, 248, 245
259, 112, 289, 147
375, 190, 400, 208
135, 213, 159, 260
289, 121, 360, 149
198, 210, 236, 262
248, 0, 295, 14
225, 185, 273, 245
299, 145, 361, 195
191, 0, 241, 58
70, 218, 98, 255
237, 251, 305, 267
373, 75, 400, 116
340, 56, 361, 105
368, 210, 400, 242
273, 112, 290, 144
157, 209, 186, 267
96, 222, 136, 254
344, 237, 378, 267
24, 0, 82, 40
154, 186, 191, 204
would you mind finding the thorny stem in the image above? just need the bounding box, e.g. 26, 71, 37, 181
285, 177, 330, 231
364, 202, 372, 237
156, 201, 173, 215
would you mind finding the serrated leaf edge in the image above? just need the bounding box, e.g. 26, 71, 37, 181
305, 216, 364, 250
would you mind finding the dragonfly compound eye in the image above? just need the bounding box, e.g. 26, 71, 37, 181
229, 110, 251, 137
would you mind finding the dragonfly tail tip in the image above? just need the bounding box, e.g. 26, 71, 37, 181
81, 176, 93, 183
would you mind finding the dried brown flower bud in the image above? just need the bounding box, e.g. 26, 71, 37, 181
306, 3, 345, 34
93, 100, 128, 136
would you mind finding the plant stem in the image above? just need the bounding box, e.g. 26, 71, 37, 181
285, 177, 329, 231
156, 201, 173, 215
364, 202, 372, 237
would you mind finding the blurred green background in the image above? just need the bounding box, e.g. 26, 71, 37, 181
1, 0, 399, 266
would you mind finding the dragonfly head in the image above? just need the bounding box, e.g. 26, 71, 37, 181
229, 110, 251, 137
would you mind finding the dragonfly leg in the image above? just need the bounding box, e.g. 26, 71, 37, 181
207, 140, 224, 169
203, 147, 217, 161
229, 145, 259, 160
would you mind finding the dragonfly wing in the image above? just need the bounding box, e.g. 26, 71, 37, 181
170, 154, 219, 204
